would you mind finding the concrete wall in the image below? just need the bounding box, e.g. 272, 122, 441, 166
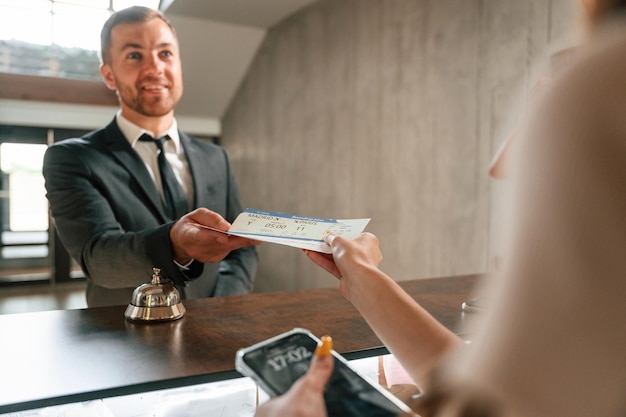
222, 0, 580, 292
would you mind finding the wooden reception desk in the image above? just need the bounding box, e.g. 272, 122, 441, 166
0, 274, 481, 414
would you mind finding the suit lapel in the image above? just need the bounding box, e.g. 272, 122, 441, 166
180, 131, 203, 207
103, 121, 168, 220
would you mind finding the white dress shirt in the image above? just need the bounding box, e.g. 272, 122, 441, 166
116, 112, 194, 208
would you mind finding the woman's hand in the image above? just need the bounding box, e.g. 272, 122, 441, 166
305, 232, 382, 277
255, 337, 335, 417
304, 232, 383, 298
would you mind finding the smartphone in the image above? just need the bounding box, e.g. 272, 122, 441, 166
235, 328, 413, 417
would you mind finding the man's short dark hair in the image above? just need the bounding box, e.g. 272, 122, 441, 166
100, 6, 176, 65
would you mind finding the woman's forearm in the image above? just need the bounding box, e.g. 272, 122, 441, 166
346, 265, 461, 386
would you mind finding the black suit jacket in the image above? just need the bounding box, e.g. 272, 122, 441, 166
43, 119, 257, 307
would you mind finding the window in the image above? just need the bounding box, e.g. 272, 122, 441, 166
1, 143, 48, 233
1, 143, 48, 260
0, 126, 89, 284
0, 0, 160, 80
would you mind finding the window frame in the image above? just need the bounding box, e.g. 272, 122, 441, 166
0, 125, 88, 285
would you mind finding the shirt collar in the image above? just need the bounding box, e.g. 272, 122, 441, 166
116, 111, 181, 152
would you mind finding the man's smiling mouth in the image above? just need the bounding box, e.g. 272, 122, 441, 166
143, 85, 167, 91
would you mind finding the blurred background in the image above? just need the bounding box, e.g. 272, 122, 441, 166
0, 0, 581, 312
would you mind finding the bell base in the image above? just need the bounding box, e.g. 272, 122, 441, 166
124, 303, 186, 322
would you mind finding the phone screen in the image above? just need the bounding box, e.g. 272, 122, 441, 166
241, 331, 408, 417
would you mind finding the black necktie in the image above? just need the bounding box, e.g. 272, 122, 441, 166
139, 134, 188, 220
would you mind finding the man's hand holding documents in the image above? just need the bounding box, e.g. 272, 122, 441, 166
195, 208, 370, 253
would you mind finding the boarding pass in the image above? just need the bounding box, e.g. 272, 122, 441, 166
196, 208, 370, 253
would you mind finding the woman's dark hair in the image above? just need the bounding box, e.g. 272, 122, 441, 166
585, 0, 626, 27
100, 6, 176, 65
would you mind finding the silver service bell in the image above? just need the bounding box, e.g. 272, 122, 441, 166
124, 267, 186, 322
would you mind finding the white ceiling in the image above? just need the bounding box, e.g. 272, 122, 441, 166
159, 0, 317, 129
163, 0, 317, 28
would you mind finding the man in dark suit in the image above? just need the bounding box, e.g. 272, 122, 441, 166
43, 6, 259, 307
